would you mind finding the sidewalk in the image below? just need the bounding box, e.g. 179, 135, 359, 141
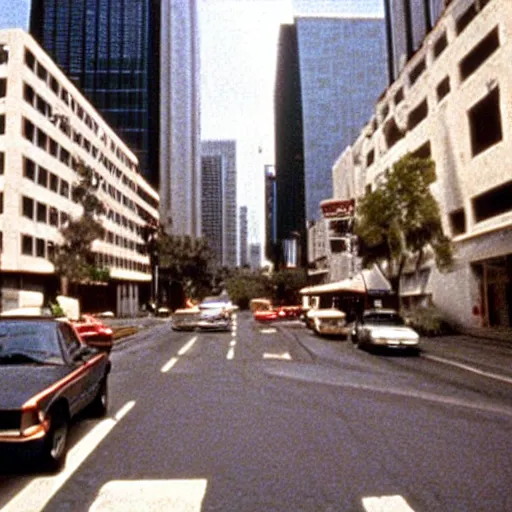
459, 327, 512, 343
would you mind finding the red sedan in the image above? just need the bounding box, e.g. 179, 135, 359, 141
72, 314, 114, 354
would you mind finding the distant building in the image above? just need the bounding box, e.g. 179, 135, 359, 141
264, 164, 277, 263
274, 16, 388, 268
29, 0, 161, 190
250, 243, 262, 271
201, 140, 237, 268
0, 30, 159, 315
332, 0, 512, 329
239, 206, 248, 267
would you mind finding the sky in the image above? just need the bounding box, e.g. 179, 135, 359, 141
0, 0, 384, 251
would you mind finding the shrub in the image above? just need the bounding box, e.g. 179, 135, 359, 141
404, 306, 456, 337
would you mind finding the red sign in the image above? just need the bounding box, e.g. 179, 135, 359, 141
320, 199, 355, 218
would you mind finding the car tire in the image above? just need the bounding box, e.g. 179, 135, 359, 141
89, 379, 109, 418
42, 408, 69, 472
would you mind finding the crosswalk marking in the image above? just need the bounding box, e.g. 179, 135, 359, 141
362, 495, 416, 512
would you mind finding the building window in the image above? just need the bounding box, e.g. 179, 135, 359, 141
0, 78, 6, 98
47, 241, 55, 261
0, 152, 4, 175
408, 100, 428, 131
50, 75, 59, 95
23, 157, 35, 180
455, 3, 477, 35
59, 147, 70, 166
412, 141, 432, 160
37, 129, 48, 150
394, 88, 404, 105
23, 83, 35, 105
49, 207, 59, 226
37, 166, 48, 187
366, 149, 375, 167
436, 77, 451, 102
460, 27, 500, 82
22, 196, 34, 219
37, 202, 47, 223
0, 192, 3, 214
449, 209, 466, 236
36, 62, 48, 83
36, 238, 45, 257
23, 118, 35, 142
0, 114, 5, 135
21, 234, 33, 256
49, 172, 59, 192
468, 87, 502, 156
409, 58, 426, 86
24, 49, 35, 70
49, 138, 58, 157
433, 32, 448, 59
473, 180, 512, 223
60, 180, 69, 198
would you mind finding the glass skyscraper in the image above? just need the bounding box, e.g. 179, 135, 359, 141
29, 0, 160, 187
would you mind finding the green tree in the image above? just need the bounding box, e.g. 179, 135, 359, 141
52, 159, 108, 294
225, 269, 273, 309
156, 233, 213, 300
355, 153, 453, 300
270, 268, 308, 305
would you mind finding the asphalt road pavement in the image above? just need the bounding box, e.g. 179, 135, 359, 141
1, 312, 511, 512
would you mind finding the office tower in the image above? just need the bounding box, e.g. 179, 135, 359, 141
160, 0, 201, 237
201, 140, 237, 269
239, 206, 248, 267
29, 0, 160, 190
383, 0, 448, 82
249, 243, 262, 271
274, 16, 387, 267
264, 164, 277, 263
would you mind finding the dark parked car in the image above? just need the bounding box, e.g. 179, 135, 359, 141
0, 317, 111, 471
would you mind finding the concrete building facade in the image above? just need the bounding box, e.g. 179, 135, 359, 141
330, 0, 512, 328
160, 0, 201, 237
0, 30, 159, 315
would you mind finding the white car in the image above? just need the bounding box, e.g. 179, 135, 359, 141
196, 296, 236, 332
306, 308, 349, 337
350, 309, 419, 352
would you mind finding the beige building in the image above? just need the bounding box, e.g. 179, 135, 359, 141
326, 0, 512, 328
0, 30, 159, 315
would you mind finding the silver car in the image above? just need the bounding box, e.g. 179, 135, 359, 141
196, 296, 235, 332
350, 309, 419, 352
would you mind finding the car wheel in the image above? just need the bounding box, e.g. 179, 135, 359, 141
89, 379, 109, 418
43, 408, 69, 472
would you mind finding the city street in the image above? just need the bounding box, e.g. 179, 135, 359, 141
1, 312, 511, 512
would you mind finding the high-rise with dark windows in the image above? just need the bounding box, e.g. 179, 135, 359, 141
29, 0, 160, 188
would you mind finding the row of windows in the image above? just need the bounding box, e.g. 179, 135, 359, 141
378, 0, 497, 121
21, 117, 144, 216
19, 232, 150, 274
24, 47, 138, 173
22, 195, 68, 227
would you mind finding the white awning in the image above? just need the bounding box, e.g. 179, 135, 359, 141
300, 265, 392, 295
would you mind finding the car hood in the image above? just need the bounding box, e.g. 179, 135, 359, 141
0, 366, 70, 409
365, 325, 419, 340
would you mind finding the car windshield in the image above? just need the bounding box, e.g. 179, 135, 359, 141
0, 321, 63, 365
363, 313, 405, 326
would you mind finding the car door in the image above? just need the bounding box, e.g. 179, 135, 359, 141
58, 323, 103, 415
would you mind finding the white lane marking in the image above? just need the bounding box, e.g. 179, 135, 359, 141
229, 340, 236, 347
423, 353, 512, 385
161, 357, 178, 373
227, 346, 235, 360
362, 495, 416, 512
178, 336, 197, 356
89, 479, 208, 511
263, 352, 292, 360
260, 328, 277, 334
2, 401, 136, 512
